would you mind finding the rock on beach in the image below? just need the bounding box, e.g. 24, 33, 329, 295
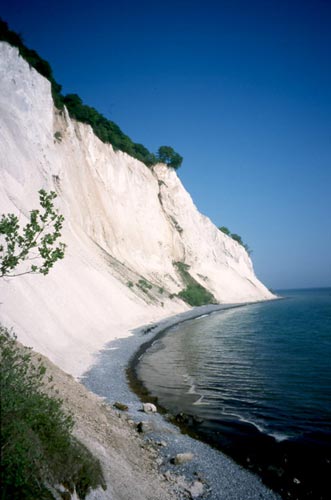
143, 402, 157, 413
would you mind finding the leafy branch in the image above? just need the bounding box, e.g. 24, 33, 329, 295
0, 189, 66, 278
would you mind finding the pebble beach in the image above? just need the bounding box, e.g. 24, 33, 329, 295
82, 304, 281, 500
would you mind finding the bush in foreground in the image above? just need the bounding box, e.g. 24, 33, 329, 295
0, 326, 105, 499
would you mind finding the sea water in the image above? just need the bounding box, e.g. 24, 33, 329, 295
137, 289, 331, 499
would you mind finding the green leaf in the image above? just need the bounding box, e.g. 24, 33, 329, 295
0, 190, 66, 278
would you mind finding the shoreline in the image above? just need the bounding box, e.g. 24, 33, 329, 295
126, 303, 255, 416
82, 301, 281, 500
125, 296, 330, 500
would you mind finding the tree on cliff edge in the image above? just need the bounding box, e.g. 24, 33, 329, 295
157, 146, 183, 169
0, 189, 66, 278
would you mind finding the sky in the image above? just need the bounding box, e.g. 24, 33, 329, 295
1, 0, 330, 290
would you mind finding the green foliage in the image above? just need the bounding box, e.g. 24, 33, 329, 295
0, 18, 23, 47
231, 233, 251, 254
0, 18, 64, 110
157, 146, 183, 169
0, 326, 105, 499
178, 284, 215, 307
54, 131, 62, 142
218, 226, 251, 254
127, 281, 134, 288
174, 261, 190, 279
219, 226, 231, 235
170, 216, 183, 233
0, 190, 66, 278
137, 278, 153, 293
174, 261, 216, 306
230, 233, 244, 246
61, 94, 159, 166
0, 19, 184, 169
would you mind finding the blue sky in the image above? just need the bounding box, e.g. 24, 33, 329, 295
2, 0, 330, 289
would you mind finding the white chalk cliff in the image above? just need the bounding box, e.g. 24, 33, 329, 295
0, 42, 274, 376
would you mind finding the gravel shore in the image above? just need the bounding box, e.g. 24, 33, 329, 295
82, 304, 281, 500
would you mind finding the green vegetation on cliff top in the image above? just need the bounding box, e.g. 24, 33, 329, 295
218, 226, 251, 254
0, 18, 182, 169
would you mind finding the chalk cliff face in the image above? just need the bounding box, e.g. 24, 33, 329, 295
0, 42, 274, 376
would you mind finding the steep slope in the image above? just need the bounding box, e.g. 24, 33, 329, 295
0, 42, 274, 377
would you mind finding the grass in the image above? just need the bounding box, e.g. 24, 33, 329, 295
174, 261, 217, 307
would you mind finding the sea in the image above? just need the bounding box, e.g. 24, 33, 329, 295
136, 288, 331, 499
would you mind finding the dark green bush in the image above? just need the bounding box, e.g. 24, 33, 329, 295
137, 278, 153, 292
218, 226, 251, 254
178, 283, 216, 306
157, 146, 183, 169
174, 261, 190, 278
0, 326, 105, 499
219, 226, 231, 236
62, 94, 157, 165
54, 131, 62, 142
174, 261, 216, 306
230, 233, 244, 246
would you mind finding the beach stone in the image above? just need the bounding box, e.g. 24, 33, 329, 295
137, 421, 152, 433
174, 475, 189, 489
172, 452, 194, 465
113, 401, 128, 411
164, 470, 173, 482
193, 471, 205, 482
187, 480, 204, 498
142, 402, 157, 413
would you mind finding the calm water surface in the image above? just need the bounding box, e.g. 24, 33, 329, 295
137, 288, 331, 498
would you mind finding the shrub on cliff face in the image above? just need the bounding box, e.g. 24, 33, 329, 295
174, 261, 216, 306
178, 283, 215, 306
0, 326, 105, 499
